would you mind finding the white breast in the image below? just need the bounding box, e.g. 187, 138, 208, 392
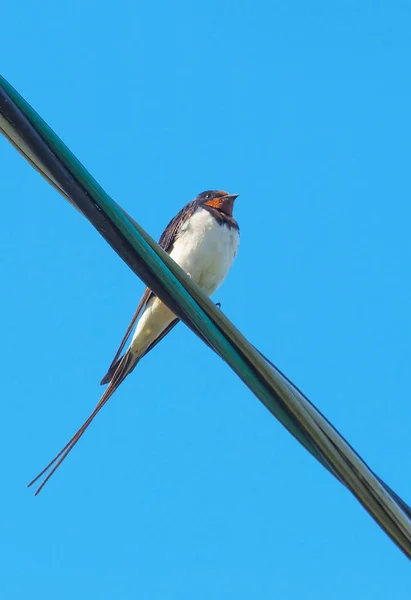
129, 206, 239, 356
169, 206, 240, 296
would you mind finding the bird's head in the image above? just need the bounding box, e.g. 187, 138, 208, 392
197, 190, 239, 217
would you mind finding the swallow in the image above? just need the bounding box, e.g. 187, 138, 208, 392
29, 190, 240, 494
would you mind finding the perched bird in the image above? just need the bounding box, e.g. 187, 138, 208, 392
29, 190, 240, 494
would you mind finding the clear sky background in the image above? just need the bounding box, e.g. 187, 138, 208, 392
1, 1, 410, 598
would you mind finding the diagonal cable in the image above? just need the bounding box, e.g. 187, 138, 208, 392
1, 75, 410, 557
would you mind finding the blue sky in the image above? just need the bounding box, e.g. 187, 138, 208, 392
1, 0, 410, 597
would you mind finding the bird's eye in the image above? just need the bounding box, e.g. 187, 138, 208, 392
204, 193, 211, 199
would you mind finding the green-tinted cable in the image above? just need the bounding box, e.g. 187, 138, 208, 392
1, 76, 410, 556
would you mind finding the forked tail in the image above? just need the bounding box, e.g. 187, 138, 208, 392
28, 351, 136, 495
